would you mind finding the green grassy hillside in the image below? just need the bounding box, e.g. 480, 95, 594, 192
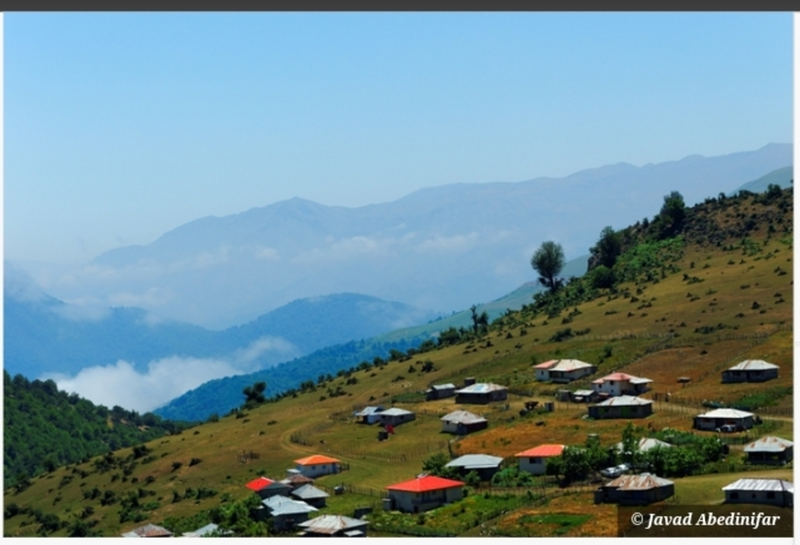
3, 187, 792, 538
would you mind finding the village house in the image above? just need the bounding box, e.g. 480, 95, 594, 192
293, 455, 342, 478
280, 473, 316, 489
693, 408, 755, 432
121, 523, 173, 537
261, 496, 319, 532
385, 474, 465, 513
744, 436, 793, 465
426, 383, 457, 401
354, 406, 384, 424
297, 515, 369, 537
515, 444, 565, 475
444, 454, 504, 481
722, 478, 793, 507
615, 437, 672, 454
440, 410, 488, 435
595, 473, 674, 505
534, 359, 597, 383
454, 383, 508, 404
290, 484, 330, 508
245, 476, 292, 499
378, 407, 416, 427
722, 360, 780, 383
591, 372, 652, 397
182, 523, 232, 537
588, 395, 653, 419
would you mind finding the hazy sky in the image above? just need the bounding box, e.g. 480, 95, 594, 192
5, 12, 794, 265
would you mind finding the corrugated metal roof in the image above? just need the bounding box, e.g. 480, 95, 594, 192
573, 389, 595, 396
605, 473, 673, 490
298, 515, 368, 534
454, 383, 508, 394
592, 372, 652, 384
295, 454, 341, 466
615, 438, 672, 452
533, 359, 559, 369
441, 410, 487, 424
431, 383, 456, 390
594, 395, 652, 407
291, 484, 330, 500
727, 360, 779, 371
380, 407, 414, 416
744, 436, 793, 453
354, 406, 384, 416
722, 479, 793, 493
281, 474, 316, 486
386, 475, 465, 492
245, 476, 274, 491
264, 495, 319, 515
445, 454, 504, 469
182, 523, 224, 537
550, 359, 594, 372
121, 524, 173, 537
697, 408, 754, 419
515, 444, 565, 458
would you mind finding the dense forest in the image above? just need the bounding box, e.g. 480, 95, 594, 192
3, 371, 191, 488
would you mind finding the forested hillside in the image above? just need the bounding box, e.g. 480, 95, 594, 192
3, 372, 191, 488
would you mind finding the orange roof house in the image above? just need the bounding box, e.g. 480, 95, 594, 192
292, 454, 342, 478
385, 475, 465, 513
515, 444, 565, 475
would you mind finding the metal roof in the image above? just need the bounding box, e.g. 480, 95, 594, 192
722, 479, 793, 493
263, 496, 319, 515
431, 383, 456, 390
594, 395, 652, 407
592, 372, 652, 384
454, 383, 508, 394
294, 454, 341, 465
386, 474, 465, 492
727, 360, 779, 371
441, 410, 487, 424
744, 436, 794, 453
121, 524, 173, 537
245, 476, 274, 491
291, 484, 330, 500
354, 406, 384, 416
604, 473, 673, 490
515, 444, 565, 458
573, 389, 595, 396
533, 359, 559, 369
298, 515, 368, 535
549, 359, 595, 372
445, 454, 504, 469
697, 408, 755, 419
182, 523, 230, 537
380, 407, 414, 416
616, 438, 672, 452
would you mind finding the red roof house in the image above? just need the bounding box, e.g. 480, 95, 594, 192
245, 476, 292, 499
515, 444, 565, 475
385, 475, 465, 513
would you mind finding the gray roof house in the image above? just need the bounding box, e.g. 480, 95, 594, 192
694, 408, 755, 431
723, 478, 793, 507
588, 395, 653, 419
440, 410, 488, 435
744, 436, 793, 465
121, 524, 173, 538
262, 496, 319, 533
445, 454, 504, 481
454, 383, 508, 404
290, 483, 330, 508
426, 383, 457, 401
298, 515, 369, 537
378, 407, 416, 427
354, 406, 384, 424
595, 473, 674, 505
722, 360, 779, 383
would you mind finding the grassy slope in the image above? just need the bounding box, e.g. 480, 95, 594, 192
3, 193, 793, 537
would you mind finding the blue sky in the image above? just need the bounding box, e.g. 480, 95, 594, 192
4, 12, 794, 265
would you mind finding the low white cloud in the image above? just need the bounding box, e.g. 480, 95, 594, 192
254, 246, 281, 261
45, 335, 299, 413
47, 358, 240, 414
417, 232, 480, 252
106, 287, 173, 308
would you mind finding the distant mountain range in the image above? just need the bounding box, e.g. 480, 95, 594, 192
22, 143, 792, 330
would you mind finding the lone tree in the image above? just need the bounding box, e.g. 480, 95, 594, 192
531, 241, 565, 293
590, 226, 622, 269
657, 191, 687, 238
242, 381, 267, 410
